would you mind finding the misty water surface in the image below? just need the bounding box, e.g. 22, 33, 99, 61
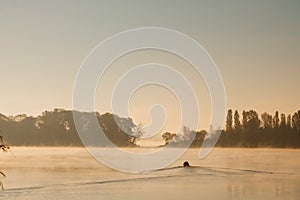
0, 147, 299, 200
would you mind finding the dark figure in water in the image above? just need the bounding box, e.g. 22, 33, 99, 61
183, 161, 190, 167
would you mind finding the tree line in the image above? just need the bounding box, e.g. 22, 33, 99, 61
1, 108, 300, 148
162, 109, 300, 148
0, 109, 140, 147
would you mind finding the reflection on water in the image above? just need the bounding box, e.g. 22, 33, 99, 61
0, 147, 299, 200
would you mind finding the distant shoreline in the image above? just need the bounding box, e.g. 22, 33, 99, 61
2, 109, 300, 149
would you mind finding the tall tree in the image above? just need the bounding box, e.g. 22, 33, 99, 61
273, 111, 279, 129
234, 110, 242, 132
280, 113, 286, 128
292, 111, 300, 131
242, 110, 260, 131
261, 112, 272, 129
242, 110, 247, 130
226, 109, 233, 132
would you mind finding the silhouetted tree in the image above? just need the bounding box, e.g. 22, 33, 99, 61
240, 110, 260, 147
234, 110, 242, 132
191, 130, 207, 147
242, 110, 247, 130
99, 113, 139, 146
273, 111, 279, 129
216, 109, 300, 147
242, 110, 260, 131
0, 109, 139, 147
162, 132, 176, 144
130, 123, 144, 144
226, 109, 233, 132
261, 112, 272, 129
292, 111, 300, 131
280, 113, 286, 128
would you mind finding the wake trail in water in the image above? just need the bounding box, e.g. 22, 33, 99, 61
141, 165, 293, 175
1, 165, 292, 197
2, 173, 208, 194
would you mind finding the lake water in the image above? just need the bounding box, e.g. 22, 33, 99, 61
0, 147, 299, 200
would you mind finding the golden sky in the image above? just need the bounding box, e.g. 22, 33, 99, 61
0, 1, 299, 133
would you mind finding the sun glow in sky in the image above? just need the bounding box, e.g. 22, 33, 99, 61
0, 1, 300, 133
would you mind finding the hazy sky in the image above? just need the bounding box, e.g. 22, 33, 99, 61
0, 1, 300, 132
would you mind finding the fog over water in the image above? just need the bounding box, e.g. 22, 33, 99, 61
0, 147, 299, 199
